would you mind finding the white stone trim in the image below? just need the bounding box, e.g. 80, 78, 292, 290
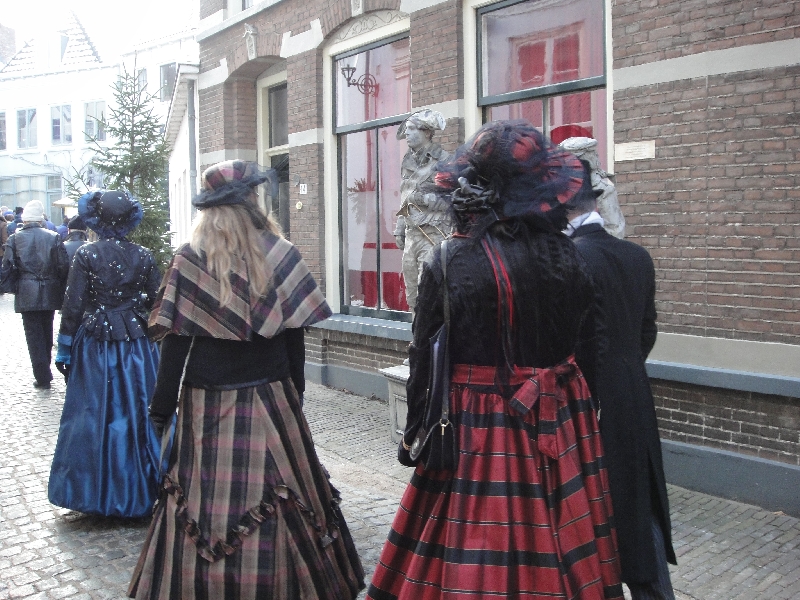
280, 19, 324, 58
288, 128, 325, 147
614, 38, 800, 90
399, 0, 449, 14
198, 58, 229, 90
197, 0, 284, 42
198, 9, 225, 33
199, 148, 258, 166
650, 333, 800, 380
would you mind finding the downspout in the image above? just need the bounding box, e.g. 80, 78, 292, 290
187, 78, 198, 213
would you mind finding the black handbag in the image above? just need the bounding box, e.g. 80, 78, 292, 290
409, 240, 458, 471
0, 237, 19, 295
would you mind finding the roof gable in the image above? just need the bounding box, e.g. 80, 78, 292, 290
0, 11, 102, 77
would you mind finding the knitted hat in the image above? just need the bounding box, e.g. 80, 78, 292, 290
21, 200, 45, 222
193, 160, 279, 209
78, 189, 143, 238
396, 109, 446, 140
68, 215, 87, 231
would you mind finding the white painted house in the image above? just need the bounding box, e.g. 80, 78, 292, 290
121, 30, 200, 247
0, 11, 118, 219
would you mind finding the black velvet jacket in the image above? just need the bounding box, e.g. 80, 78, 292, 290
402, 223, 594, 455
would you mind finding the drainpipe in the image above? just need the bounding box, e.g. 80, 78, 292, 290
188, 78, 198, 214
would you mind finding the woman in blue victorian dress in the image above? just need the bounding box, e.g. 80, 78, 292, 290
48, 190, 163, 518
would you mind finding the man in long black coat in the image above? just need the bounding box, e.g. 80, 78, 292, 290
567, 162, 677, 599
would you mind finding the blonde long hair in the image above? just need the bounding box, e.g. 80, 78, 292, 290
189, 201, 282, 307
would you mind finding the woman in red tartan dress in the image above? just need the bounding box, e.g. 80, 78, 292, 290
367, 121, 624, 600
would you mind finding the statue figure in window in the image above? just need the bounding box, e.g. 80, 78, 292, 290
558, 136, 626, 239
394, 109, 451, 315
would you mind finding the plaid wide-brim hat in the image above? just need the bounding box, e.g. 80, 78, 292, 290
193, 160, 279, 209
78, 190, 143, 238
434, 120, 584, 218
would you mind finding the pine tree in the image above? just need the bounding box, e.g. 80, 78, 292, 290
76, 66, 173, 270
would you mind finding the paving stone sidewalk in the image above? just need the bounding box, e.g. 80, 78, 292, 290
1, 294, 799, 599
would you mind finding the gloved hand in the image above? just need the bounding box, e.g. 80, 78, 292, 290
55, 342, 71, 365
55, 361, 70, 382
150, 413, 168, 438
397, 438, 418, 468
395, 234, 405, 250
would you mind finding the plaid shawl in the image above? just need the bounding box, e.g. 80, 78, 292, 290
148, 232, 331, 341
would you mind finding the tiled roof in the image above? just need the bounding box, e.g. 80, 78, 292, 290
0, 11, 102, 77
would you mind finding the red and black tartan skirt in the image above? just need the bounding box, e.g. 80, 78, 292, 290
129, 379, 364, 599
367, 358, 623, 600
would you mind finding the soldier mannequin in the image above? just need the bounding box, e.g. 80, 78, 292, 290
558, 137, 626, 238
394, 109, 451, 314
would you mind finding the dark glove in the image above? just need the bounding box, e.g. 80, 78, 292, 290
149, 413, 169, 438
397, 439, 418, 468
55, 361, 70, 382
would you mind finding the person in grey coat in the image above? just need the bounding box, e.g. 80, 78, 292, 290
568, 161, 677, 599
0, 200, 69, 388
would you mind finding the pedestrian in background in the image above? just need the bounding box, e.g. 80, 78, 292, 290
62, 215, 88, 263
6, 207, 23, 235
56, 216, 69, 239
0, 207, 11, 254
567, 161, 677, 599
129, 160, 364, 599
368, 121, 623, 600
43, 214, 58, 232
0, 200, 69, 388
48, 190, 163, 518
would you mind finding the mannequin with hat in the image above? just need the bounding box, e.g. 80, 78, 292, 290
48, 190, 164, 518
393, 109, 452, 314
0, 200, 69, 388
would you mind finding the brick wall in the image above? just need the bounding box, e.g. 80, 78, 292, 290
653, 380, 800, 466
409, 2, 461, 107
613, 1, 800, 344
305, 329, 409, 372
200, 0, 225, 21
613, 0, 800, 69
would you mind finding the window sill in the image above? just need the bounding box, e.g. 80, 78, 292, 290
310, 313, 412, 342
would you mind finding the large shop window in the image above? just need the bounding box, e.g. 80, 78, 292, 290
478, 0, 607, 166
335, 35, 411, 319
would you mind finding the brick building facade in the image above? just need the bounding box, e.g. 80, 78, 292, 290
190, 0, 799, 511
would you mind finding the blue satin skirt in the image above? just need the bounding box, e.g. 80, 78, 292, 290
48, 327, 162, 518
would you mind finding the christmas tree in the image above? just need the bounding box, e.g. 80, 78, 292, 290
72, 65, 173, 270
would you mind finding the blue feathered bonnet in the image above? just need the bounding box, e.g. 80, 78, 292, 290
78, 190, 143, 238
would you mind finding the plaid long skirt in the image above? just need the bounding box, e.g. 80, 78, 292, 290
367, 359, 624, 600
129, 379, 365, 599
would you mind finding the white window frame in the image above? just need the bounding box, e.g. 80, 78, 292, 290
84, 101, 106, 142
17, 108, 37, 149
322, 15, 411, 314
463, 0, 615, 172
51, 104, 72, 145
256, 65, 290, 227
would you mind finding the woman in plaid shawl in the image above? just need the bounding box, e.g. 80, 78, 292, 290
367, 121, 624, 599
129, 160, 364, 599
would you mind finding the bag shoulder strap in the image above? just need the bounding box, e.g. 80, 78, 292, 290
440, 240, 450, 424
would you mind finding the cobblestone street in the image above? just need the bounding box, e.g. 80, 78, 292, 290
2, 293, 800, 599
